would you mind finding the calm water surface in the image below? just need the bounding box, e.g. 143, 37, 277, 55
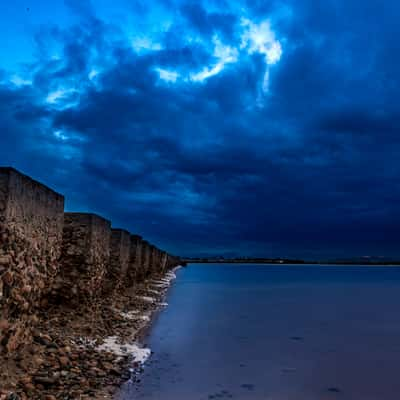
118, 263, 400, 400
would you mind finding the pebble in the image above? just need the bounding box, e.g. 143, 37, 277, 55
0, 268, 179, 399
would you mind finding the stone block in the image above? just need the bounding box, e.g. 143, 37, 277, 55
127, 235, 142, 286
141, 241, 151, 278
0, 167, 64, 352
58, 212, 111, 303
105, 228, 131, 294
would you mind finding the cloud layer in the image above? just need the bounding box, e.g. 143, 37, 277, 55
1, 0, 400, 258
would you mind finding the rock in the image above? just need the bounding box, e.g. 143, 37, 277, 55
21, 382, 34, 392
0, 255, 11, 265
6, 394, 19, 400
32, 356, 45, 368
0, 319, 10, 331
59, 356, 69, 366
33, 376, 57, 386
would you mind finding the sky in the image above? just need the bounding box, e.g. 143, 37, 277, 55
0, 0, 399, 259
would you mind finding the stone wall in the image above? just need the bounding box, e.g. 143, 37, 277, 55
106, 229, 131, 294
127, 235, 142, 287
148, 244, 156, 275
0, 167, 64, 352
166, 255, 180, 270
153, 248, 159, 273
57, 213, 111, 304
155, 249, 162, 273
160, 251, 168, 273
141, 241, 151, 278
0, 167, 182, 353
152, 247, 162, 274
134, 238, 145, 282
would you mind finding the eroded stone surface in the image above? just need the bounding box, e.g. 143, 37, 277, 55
106, 229, 131, 294
0, 167, 64, 353
57, 213, 111, 304
127, 235, 142, 286
140, 240, 151, 280
0, 167, 182, 398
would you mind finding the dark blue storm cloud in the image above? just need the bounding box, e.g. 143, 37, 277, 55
0, 0, 399, 258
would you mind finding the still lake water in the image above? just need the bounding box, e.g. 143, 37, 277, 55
119, 263, 400, 400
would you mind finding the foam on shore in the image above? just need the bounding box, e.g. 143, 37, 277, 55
95, 266, 182, 366
96, 336, 151, 363
137, 295, 157, 303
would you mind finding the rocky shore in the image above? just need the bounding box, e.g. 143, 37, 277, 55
0, 167, 183, 399
0, 267, 180, 400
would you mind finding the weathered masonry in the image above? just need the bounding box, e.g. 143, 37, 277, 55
141, 240, 151, 278
161, 251, 168, 273
0, 167, 181, 354
128, 235, 142, 287
58, 213, 112, 304
107, 228, 131, 294
0, 167, 64, 352
150, 244, 158, 275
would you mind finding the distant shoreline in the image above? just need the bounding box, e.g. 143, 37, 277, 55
184, 259, 400, 266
